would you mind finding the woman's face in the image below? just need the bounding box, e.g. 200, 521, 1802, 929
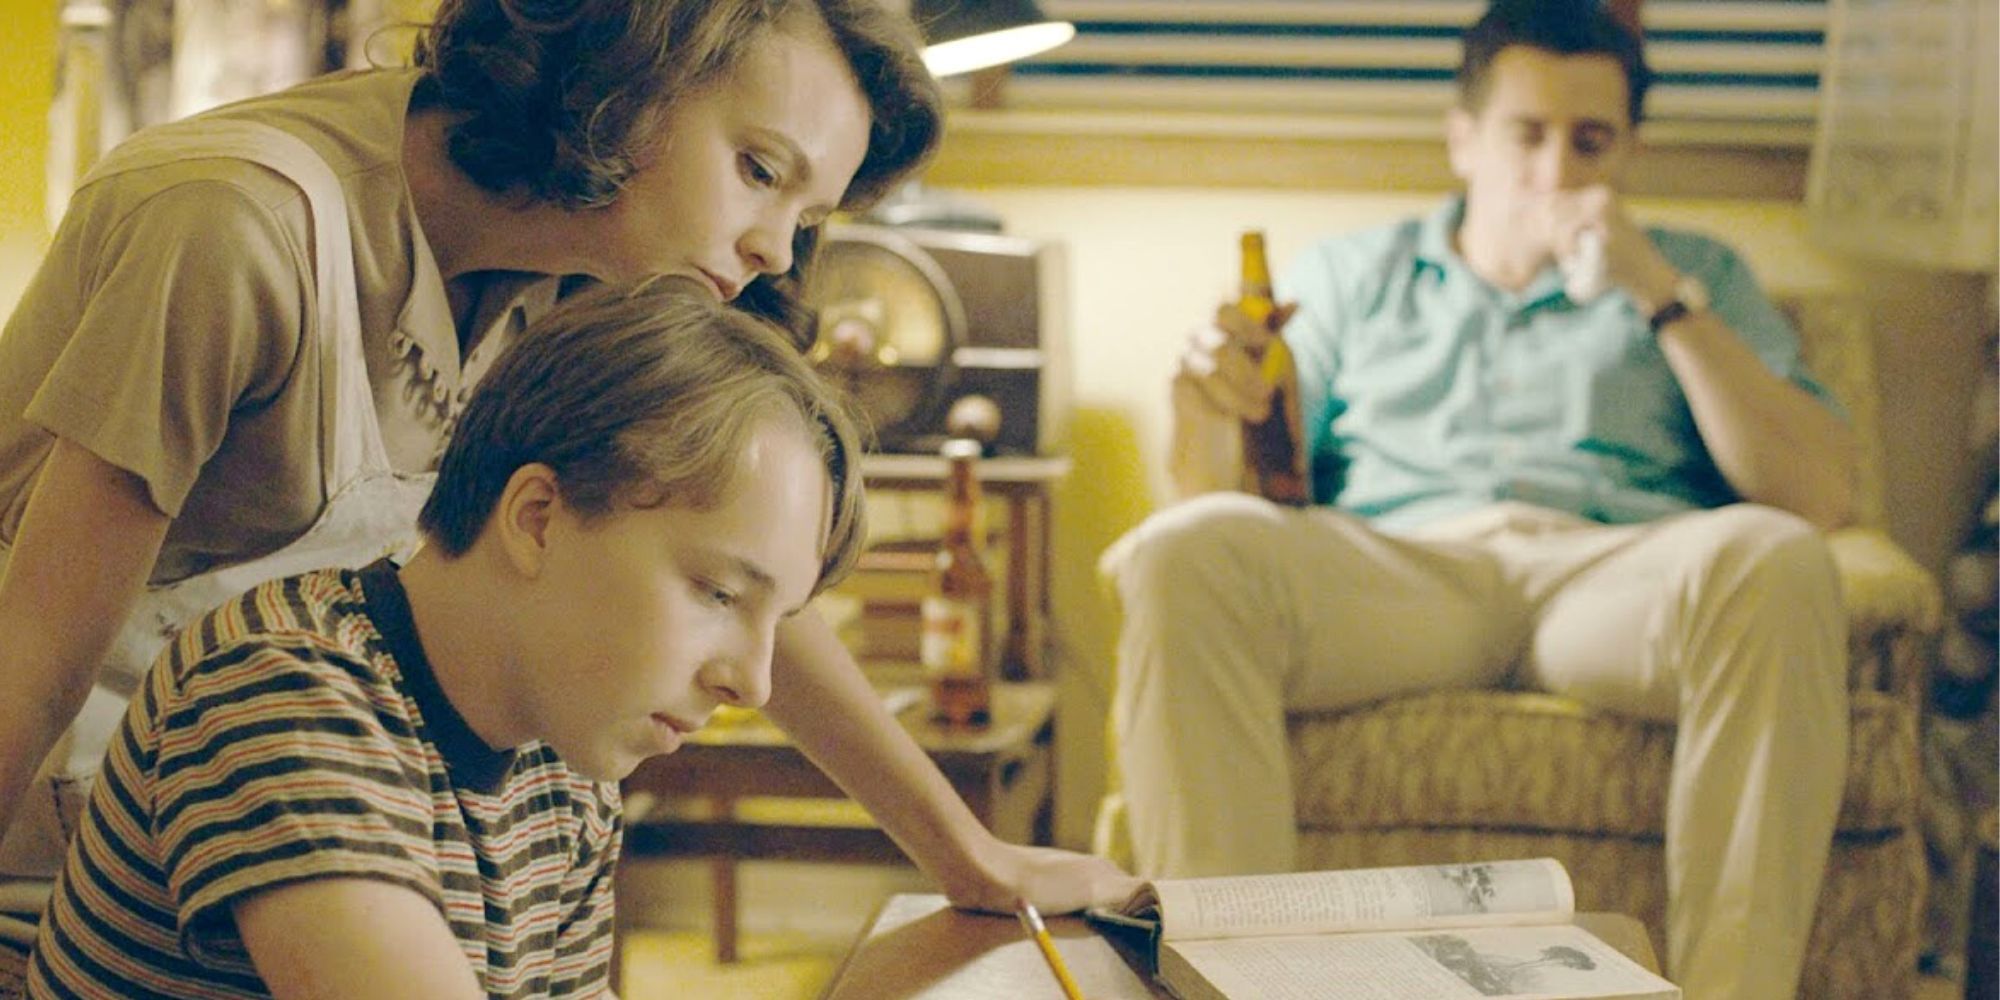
572, 22, 873, 300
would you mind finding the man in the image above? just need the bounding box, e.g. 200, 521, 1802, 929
1101, 2, 1854, 998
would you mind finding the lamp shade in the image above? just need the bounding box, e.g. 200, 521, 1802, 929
915, 0, 1075, 78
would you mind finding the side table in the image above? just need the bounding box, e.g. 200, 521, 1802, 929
616, 682, 1057, 965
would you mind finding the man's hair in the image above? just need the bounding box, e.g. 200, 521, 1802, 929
1456, 0, 1652, 126
417, 277, 868, 593
413, 0, 944, 344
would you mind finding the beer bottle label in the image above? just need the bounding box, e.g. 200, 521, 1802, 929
920, 595, 983, 677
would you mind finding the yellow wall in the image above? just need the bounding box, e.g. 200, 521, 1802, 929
0, 0, 56, 318
948, 182, 1993, 848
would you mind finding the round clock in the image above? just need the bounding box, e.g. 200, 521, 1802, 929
805, 224, 968, 449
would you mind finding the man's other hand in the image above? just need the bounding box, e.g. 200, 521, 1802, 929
1546, 184, 1680, 310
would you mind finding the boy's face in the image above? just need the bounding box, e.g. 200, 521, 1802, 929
1447, 46, 1635, 252
514, 415, 829, 782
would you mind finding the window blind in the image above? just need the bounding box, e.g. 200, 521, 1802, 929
988, 1, 1826, 144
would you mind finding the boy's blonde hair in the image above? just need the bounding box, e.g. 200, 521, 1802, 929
419, 277, 867, 591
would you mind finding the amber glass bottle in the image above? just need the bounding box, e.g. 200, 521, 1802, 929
1237, 230, 1310, 505
922, 438, 993, 727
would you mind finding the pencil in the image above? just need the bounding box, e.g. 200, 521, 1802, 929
1016, 901, 1086, 1000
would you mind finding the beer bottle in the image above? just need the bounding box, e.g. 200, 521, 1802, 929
922, 437, 993, 727
1237, 230, 1311, 505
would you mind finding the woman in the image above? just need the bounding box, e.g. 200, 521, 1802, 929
0, 0, 1135, 969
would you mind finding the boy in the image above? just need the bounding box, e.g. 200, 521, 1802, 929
26, 277, 865, 998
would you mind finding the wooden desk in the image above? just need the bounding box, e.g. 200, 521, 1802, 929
822, 894, 1664, 1000
618, 684, 1057, 965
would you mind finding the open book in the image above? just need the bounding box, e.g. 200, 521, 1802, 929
1087, 858, 1679, 1000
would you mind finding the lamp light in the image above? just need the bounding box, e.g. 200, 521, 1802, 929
915, 0, 1076, 79
864, 0, 1076, 231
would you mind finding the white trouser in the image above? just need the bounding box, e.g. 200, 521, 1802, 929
1103, 495, 1848, 1000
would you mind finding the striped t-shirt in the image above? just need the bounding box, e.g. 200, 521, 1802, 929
27, 560, 621, 998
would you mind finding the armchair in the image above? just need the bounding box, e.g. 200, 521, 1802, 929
1095, 293, 1939, 999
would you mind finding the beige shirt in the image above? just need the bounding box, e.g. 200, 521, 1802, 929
0, 69, 558, 583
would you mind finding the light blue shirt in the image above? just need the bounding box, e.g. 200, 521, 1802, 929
1280, 196, 1834, 532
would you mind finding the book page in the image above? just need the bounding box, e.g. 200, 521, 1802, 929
1141, 859, 1574, 942
1161, 923, 1678, 1000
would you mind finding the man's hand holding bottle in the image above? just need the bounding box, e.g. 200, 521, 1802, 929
1168, 231, 1309, 504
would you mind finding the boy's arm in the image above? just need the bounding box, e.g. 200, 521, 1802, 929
762, 610, 1140, 915
234, 879, 485, 1000
152, 641, 494, 996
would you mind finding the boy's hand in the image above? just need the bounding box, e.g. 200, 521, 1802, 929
944, 841, 1143, 916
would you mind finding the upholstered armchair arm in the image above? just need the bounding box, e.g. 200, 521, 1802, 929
1827, 526, 1942, 707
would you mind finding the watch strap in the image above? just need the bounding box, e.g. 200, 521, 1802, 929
1647, 298, 1691, 333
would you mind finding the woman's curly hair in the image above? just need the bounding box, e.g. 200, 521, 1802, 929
413, 0, 943, 345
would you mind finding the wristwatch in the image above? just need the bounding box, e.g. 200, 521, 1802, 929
1646, 272, 1711, 333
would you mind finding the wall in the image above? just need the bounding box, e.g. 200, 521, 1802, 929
945, 180, 1993, 850
0, 0, 442, 324
0, 0, 56, 318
